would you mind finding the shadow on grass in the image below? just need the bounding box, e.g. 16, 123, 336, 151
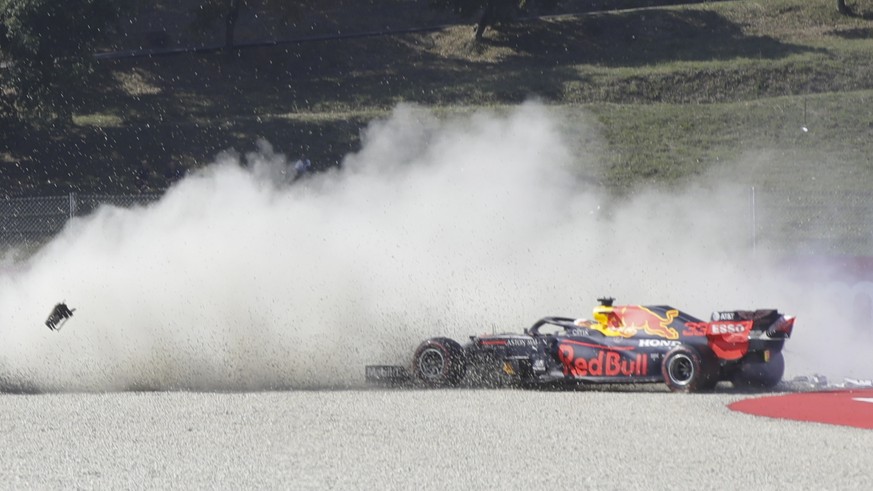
495, 8, 822, 67
79, 7, 825, 117
841, 7, 873, 21
829, 26, 873, 39
0, 4, 839, 195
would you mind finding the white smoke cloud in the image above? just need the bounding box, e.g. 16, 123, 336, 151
0, 102, 868, 391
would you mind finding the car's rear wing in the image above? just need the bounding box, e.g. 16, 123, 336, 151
707, 310, 794, 360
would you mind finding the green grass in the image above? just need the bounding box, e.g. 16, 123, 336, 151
73, 113, 125, 128
3, 0, 873, 199
591, 89, 873, 187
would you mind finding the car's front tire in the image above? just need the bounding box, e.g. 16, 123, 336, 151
731, 351, 785, 389
661, 345, 717, 393
412, 337, 466, 387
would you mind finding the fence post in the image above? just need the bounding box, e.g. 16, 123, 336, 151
749, 186, 757, 254
69, 192, 77, 218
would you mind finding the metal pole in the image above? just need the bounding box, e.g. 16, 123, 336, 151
69, 192, 77, 218
750, 186, 757, 254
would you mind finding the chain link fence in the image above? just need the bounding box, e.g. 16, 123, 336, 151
0, 193, 161, 253
1, 188, 871, 256
752, 187, 873, 256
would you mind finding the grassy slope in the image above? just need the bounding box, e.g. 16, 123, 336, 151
3, 1, 872, 206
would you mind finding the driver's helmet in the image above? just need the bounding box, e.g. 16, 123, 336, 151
593, 305, 615, 327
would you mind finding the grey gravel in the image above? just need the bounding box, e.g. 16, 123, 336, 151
0, 388, 870, 490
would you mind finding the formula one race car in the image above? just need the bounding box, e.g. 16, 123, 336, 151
365, 298, 795, 392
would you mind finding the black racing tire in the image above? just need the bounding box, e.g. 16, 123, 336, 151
661, 345, 717, 393
731, 351, 785, 389
412, 337, 466, 387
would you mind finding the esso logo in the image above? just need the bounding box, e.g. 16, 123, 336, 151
711, 323, 746, 335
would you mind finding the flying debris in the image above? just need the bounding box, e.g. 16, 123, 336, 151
45, 302, 75, 331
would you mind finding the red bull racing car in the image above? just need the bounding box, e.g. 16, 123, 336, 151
365, 298, 795, 392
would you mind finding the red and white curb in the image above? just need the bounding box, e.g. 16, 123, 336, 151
728, 389, 873, 429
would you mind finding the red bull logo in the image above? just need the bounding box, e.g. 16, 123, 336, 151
558, 344, 648, 377
683, 322, 708, 337
613, 306, 680, 340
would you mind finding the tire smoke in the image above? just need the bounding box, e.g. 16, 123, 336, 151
0, 102, 866, 391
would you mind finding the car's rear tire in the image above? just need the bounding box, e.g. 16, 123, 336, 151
413, 337, 466, 387
661, 345, 716, 393
731, 351, 785, 389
